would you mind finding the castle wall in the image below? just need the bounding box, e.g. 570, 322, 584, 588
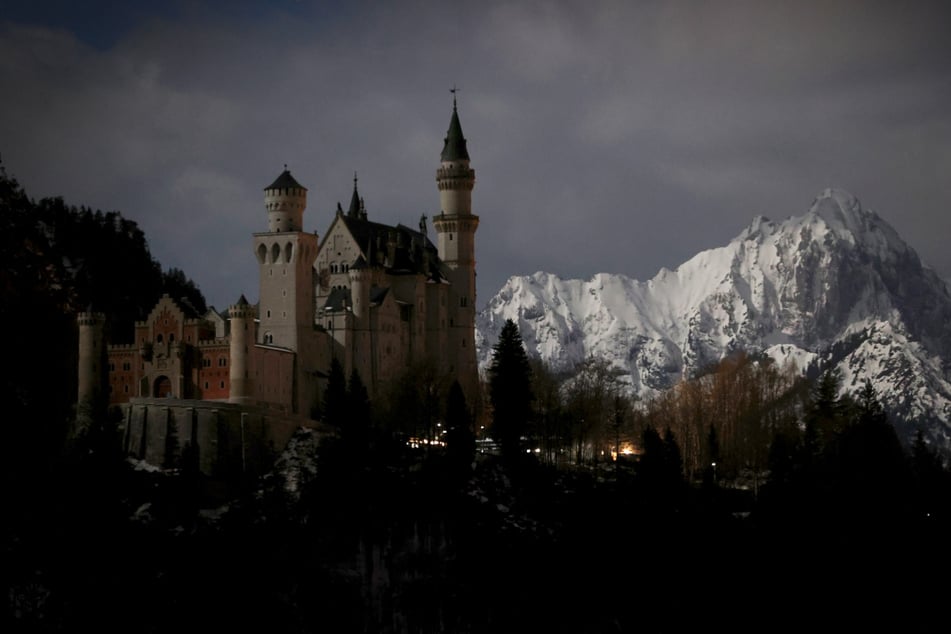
122, 398, 325, 479
251, 345, 296, 412
197, 340, 230, 400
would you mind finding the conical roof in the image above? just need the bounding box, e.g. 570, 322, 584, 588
440, 104, 469, 162
264, 168, 306, 191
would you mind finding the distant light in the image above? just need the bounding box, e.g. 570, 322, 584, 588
534, 448, 541, 453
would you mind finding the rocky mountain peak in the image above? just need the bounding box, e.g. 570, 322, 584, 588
477, 189, 951, 452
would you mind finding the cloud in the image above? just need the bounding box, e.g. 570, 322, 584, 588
2, 0, 950, 309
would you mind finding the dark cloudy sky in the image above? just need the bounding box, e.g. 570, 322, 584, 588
3, 0, 950, 310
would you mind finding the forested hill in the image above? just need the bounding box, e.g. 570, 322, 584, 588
0, 160, 206, 461
0, 162, 206, 339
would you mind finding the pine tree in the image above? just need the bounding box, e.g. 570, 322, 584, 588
445, 380, 475, 472
323, 358, 347, 428
345, 367, 371, 456
488, 319, 533, 461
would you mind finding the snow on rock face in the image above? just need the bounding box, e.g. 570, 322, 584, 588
477, 189, 951, 450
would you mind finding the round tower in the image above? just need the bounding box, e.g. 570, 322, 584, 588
264, 167, 308, 232
432, 94, 480, 403
229, 295, 255, 404
348, 256, 371, 322
77, 310, 106, 411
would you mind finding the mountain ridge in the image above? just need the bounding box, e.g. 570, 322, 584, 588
476, 188, 951, 450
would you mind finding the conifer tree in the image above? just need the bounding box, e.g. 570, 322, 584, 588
346, 367, 371, 453
445, 380, 475, 472
488, 319, 533, 461
323, 358, 347, 428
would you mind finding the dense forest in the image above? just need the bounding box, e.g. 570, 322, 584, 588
0, 162, 206, 555
4, 160, 951, 632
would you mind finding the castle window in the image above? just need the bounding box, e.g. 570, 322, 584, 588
123, 362, 131, 371
449, 233, 453, 241
168, 333, 175, 343
460, 297, 468, 308
218, 357, 227, 367
109, 362, 116, 371
157, 334, 163, 343
220, 381, 225, 389
266, 309, 271, 318
264, 332, 273, 344
204, 381, 209, 390
124, 384, 129, 393
202, 358, 211, 368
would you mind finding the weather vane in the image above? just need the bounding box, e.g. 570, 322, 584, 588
450, 84, 459, 108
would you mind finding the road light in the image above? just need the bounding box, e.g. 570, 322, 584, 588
712, 461, 717, 485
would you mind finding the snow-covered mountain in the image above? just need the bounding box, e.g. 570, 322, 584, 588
476, 188, 951, 449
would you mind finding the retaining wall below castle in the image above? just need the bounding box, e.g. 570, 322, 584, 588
120, 398, 325, 480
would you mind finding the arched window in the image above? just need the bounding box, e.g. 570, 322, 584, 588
271, 243, 281, 263
168, 333, 175, 343
156, 334, 163, 343
285, 242, 293, 263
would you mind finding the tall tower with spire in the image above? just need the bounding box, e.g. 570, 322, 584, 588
432, 93, 480, 401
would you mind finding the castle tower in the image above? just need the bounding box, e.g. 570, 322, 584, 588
348, 255, 373, 389
432, 95, 480, 401
77, 310, 106, 413
254, 168, 319, 353
228, 295, 254, 404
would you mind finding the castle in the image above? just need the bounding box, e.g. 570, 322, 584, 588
76, 100, 480, 475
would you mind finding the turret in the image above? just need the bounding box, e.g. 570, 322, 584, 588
254, 168, 318, 352
432, 93, 480, 403
77, 310, 106, 413
264, 167, 307, 232
349, 256, 371, 322
435, 98, 475, 219
229, 295, 254, 404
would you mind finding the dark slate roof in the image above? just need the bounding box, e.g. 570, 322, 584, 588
370, 286, 389, 305
351, 254, 368, 270
441, 105, 470, 161
236, 294, 250, 306
323, 287, 351, 312
340, 216, 445, 281
264, 169, 307, 191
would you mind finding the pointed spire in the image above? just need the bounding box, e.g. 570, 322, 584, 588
347, 172, 361, 217
441, 88, 470, 162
